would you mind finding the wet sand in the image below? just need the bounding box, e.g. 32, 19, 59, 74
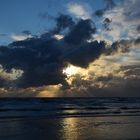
0, 116, 140, 140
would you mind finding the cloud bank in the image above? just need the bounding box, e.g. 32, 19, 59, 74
0, 0, 140, 97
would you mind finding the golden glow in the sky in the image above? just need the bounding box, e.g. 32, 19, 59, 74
63, 64, 82, 77
62, 64, 88, 85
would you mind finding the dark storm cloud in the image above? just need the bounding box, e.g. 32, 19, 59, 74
39, 13, 75, 34
0, 36, 68, 88
0, 14, 137, 89
64, 41, 105, 68
95, 0, 116, 17
0, 15, 105, 88
64, 19, 96, 45
54, 14, 75, 33
103, 18, 112, 31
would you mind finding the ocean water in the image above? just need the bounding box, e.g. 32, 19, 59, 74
0, 97, 140, 119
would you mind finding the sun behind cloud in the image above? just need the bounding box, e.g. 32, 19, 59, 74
63, 64, 82, 77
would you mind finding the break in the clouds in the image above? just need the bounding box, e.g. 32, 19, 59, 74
0, 0, 140, 97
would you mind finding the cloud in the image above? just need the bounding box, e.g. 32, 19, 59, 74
0, 11, 139, 97
95, 0, 116, 17
64, 19, 96, 45
0, 65, 23, 81
54, 14, 75, 34
64, 46, 140, 96
0, 15, 105, 89
0, 84, 63, 97
67, 3, 91, 19
123, 0, 140, 21
90, 0, 140, 46
11, 34, 32, 41
64, 40, 105, 68
53, 34, 64, 40
103, 18, 112, 31
0, 64, 23, 88
94, 0, 140, 44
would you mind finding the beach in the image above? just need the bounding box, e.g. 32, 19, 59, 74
0, 116, 140, 140
0, 98, 140, 140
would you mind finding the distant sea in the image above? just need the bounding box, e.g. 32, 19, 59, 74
0, 97, 140, 119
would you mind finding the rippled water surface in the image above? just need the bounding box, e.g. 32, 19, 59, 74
0, 97, 140, 118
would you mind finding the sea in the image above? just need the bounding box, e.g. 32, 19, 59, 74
0, 97, 140, 119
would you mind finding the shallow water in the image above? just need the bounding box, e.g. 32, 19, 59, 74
0, 116, 140, 140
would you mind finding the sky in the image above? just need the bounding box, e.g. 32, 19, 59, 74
0, 0, 104, 44
0, 0, 140, 97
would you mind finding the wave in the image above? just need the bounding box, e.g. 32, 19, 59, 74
0, 97, 140, 119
